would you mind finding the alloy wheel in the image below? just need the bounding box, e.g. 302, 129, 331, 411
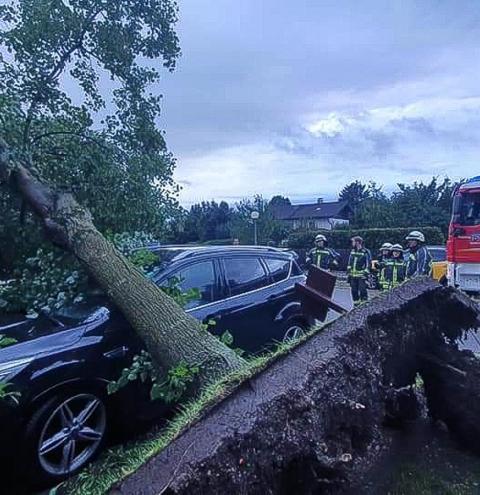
283, 324, 306, 342
37, 393, 106, 476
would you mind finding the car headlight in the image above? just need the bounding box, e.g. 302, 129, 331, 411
0, 357, 34, 382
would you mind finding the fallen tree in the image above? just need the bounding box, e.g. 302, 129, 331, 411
0, 0, 245, 386
60, 279, 479, 495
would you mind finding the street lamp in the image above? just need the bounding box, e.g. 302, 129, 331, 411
251, 210, 259, 245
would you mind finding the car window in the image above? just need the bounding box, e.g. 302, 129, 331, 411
458, 192, 480, 226
163, 261, 216, 309
223, 257, 269, 296
264, 257, 291, 282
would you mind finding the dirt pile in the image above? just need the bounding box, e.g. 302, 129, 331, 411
110, 279, 479, 495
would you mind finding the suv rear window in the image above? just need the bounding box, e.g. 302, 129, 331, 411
223, 257, 269, 296
264, 257, 290, 283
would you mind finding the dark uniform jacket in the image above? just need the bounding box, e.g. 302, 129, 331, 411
347, 248, 371, 278
406, 245, 432, 278
380, 259, 406, 289
307, 247, 340, 270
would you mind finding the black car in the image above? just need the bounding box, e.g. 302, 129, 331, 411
0, 245, 307, 487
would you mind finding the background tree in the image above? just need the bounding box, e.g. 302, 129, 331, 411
230, 195, 290, 245
0, 0, 244, 385
352, 182, 394, 228
339, 180, 371, 216
390, 178, 455, 233
269, 195, 291, 208
181, 201, 233, 243
346, 177, 456, 235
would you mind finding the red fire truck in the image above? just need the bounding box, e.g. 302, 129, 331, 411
447, 176, 480, 292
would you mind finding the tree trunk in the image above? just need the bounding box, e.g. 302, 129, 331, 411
0, 140, 245, 386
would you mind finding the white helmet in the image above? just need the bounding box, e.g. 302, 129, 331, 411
380, 242, 393, 250
315, 234, 327, 242
405, 231, 425, 243
391, 244, 404, 252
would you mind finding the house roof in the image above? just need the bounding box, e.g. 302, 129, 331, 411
271, 201, 351, 220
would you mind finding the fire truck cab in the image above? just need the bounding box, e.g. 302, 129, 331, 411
447, 176, 480, 292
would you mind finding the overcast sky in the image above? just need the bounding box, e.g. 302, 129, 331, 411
155, 0, 480, 206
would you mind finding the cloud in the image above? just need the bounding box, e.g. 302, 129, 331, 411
176, 93, 480, 206
306, 97, 480, 137
160, 0, 480, 205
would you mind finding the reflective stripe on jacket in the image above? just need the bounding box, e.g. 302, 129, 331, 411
380, 260, 406, 289
347, 248, 371, 278
307, 247, 340, 270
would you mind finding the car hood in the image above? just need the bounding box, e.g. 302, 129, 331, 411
0, 313, 66, 344
0, 307, 110, 361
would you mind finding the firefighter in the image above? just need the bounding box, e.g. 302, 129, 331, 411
377, 242, 393, 290
378, 242, 393, 263
347, 236, 371, 306
381, 244, 406, 290
405, 231, 432, 278
306, 234, 340, 271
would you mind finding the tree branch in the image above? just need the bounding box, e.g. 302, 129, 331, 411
31, 130, 108, 151
21, 7, 103, 149
0, 137, 70, 248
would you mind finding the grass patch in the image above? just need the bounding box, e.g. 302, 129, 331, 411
60, 319, 335, 495
387, 463, 480, 495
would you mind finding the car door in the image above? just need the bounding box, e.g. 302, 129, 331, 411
261, 255, 302, 323
215, 255, 277, 353
156, 257, 227, 325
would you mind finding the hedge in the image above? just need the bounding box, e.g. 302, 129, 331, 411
287, 227, 445, 251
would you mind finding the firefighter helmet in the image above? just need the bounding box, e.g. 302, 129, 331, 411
380, 242, 393, 250
315, 234, 327, 242
405, 231, 425, 243
391, 244, 404, 252
351, 236, 364, 244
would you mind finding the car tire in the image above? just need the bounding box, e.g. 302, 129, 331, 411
281, 318, 307, 343
22, 391, 108, 488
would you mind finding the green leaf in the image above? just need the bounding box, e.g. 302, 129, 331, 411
0, 336, 17, 348
220, 330, 234, 346
150, 383, 164, 401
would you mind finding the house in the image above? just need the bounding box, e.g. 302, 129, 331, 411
271, 198, 353, 231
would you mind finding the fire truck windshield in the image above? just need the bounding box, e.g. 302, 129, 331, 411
456, 192, 480, 226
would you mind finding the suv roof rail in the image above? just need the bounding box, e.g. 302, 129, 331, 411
141, 243, 293, 259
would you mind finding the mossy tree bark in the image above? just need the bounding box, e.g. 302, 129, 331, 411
0, 141, 245, 386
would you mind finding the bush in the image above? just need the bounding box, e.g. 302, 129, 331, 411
0, 231, 161, 316
0, 248, 89, 317
287, 227, 445, 251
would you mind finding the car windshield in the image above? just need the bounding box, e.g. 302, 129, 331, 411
50, 249, 188, 322
52, 296, 108, 323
